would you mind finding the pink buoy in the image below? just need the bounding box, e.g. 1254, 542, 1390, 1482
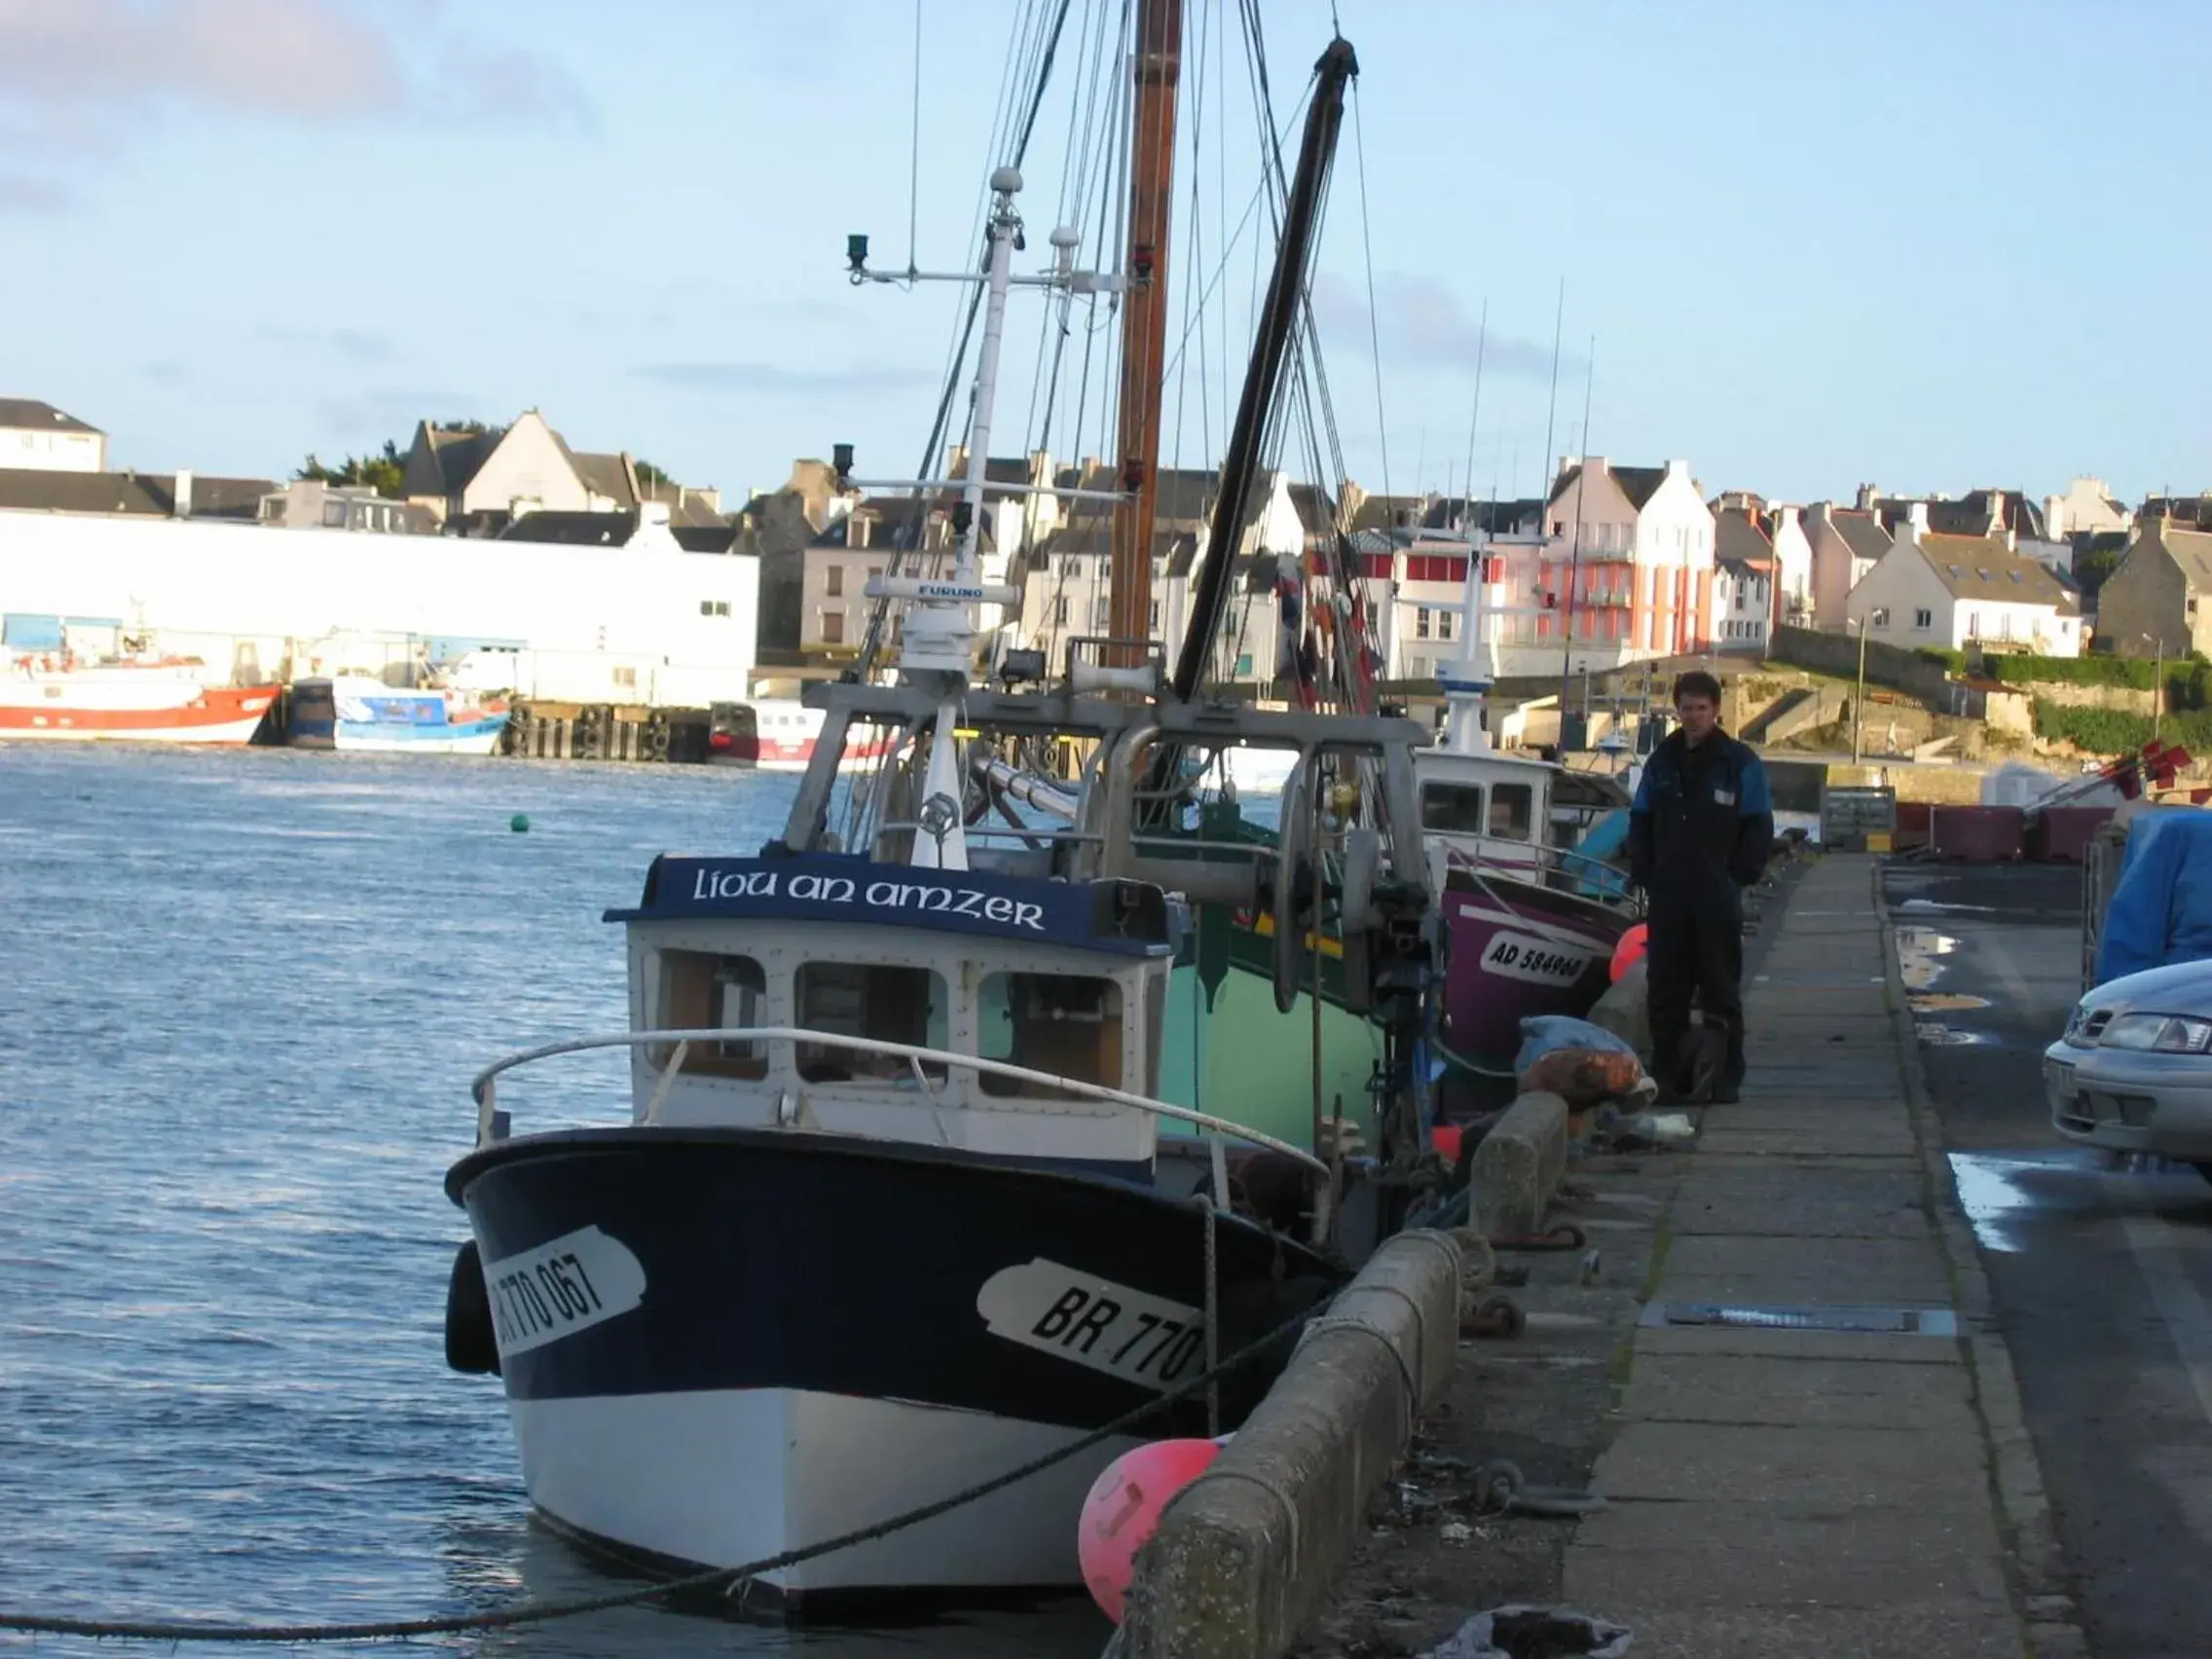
1609, 922, 1648, 983
1077, 1437, 1224, 1622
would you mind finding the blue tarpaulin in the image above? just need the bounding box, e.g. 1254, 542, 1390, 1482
2095, 808, 2212, 984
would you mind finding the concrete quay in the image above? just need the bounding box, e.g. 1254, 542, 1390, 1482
1287, 853, 2072, 1659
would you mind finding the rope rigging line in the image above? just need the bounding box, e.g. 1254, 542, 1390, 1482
0, 1300, 1327, 1646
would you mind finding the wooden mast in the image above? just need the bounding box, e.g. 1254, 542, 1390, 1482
1106, 0, 1183, 663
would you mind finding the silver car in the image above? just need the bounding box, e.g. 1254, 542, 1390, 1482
2047, 958, 2212, 1175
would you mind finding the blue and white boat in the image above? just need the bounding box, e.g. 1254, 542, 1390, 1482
289, 676, 510, 756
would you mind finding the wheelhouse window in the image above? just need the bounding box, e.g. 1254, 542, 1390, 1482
656, 951, 767, 1079
977, 972, 1124, 1099
1489, 782, 1533, 840
796, 963, 948, 1084
1419, 782, 1485, 833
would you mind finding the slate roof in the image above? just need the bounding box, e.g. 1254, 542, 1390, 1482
1716, 556, 1772, 580
1832, 509, 1893, 564
0, 397, 101, 433
1421, 496, 1543, 536
1610, 466, 1668, 511
1289, 482, 1338, 537
1714, 506, 1775, 567
404, 423, 503, 499
0, 468, 275, 517
568, 450, 635, 506
2151, 525, 2212, 589
498, 511, 638, 546
1919, 535, 2071, 608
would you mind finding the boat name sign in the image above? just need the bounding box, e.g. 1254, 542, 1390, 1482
482, 1225, 646, 1358
977, 1257, 1207, 1391
687, 866, 1048, 931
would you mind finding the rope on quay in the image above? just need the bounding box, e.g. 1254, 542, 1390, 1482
0, 1307, 1319, 1645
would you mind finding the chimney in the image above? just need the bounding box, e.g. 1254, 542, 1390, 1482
1665, 459, 1689, 480
1906, 501, 1930, 538
173, 469, 194, 518
1774, 503, 1801, 530
638, 500, 671, 530
1812, 500, 1834, 525
1856, 482, 1878, 511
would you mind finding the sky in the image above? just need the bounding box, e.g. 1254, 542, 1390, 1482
3, 0, 2206, 512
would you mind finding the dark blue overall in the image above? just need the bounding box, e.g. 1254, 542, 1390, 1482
1628, 728, 1774, 1089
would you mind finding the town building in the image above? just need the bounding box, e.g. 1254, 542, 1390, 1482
1804, 501, 1893, 630
0, 398, 106, 472
399, 410, 724, 535
1845, 524, 2082, 656
1518, 457, 1717, 670
1713, 504, 1777, 653
259, 478, 435, 534
2091, 517, 2212, 660
2043, 475, 2133, 542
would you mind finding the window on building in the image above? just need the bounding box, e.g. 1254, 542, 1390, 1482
850, 516, 870, 549
1150, 601, 1161, 632
826, 566, 844, 598
654, 951, 767, 1079
1489, 783, 1533, 841
1913, 608, 1933, 630
977, 972, 1124, 1099
2190, 598, 2200, 616
321, 500, 347, 528
1419, 782, 1485, 833
1552, 519, 1564, 536
1438, 609, 1455, 642
612, 666, 639, 686
699, 600, 730, 617
1365, 599, 1380, 631
1870, 608, 1891, 627
822, 610, 846, 645
1052, 595, 1069, 626
1094, 594, 1112, 628
1416, 607, 1432, 639
795, 963, 948, 1084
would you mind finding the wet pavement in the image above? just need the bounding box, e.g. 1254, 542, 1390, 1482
1884, 859, 2212, 1659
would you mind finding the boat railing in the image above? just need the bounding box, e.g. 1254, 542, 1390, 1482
1440, 837, 1636, 904
469, 1026, 1331, 1183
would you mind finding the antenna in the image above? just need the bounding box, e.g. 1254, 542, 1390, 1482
1457, 296, 1488, 535
1556, 335, 1595, 719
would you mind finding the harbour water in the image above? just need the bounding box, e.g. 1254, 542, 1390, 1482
0, 746, 1108, 1657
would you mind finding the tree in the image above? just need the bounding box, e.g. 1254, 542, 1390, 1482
294, 438, 406, 498
634, 458, 673, 487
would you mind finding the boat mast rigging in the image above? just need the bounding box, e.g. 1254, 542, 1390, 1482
1172, 36, 1357, 704
1106, 0, 1183, 666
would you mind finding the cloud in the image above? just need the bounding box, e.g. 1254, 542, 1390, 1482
1312, 273, 1567, 379
316, 388, 484, 441
0, 169, 69, 212
633, 362, 940, 396
145, 360, 191, 386
0, 0, 403, 115
0, 0, 592, 208
261, 325, 401, 364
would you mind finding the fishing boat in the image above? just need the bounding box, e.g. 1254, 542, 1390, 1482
710, 697, 902, 773
1417, 558, 1638, 1081
0, 652, 276, 744
440, 19, 1443, 1609
287, 677, 509, 756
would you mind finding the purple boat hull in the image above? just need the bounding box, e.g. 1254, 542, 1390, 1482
1438, 869, 1630, 1079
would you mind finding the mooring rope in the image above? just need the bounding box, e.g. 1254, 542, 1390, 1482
0, 1303, 1321, 1644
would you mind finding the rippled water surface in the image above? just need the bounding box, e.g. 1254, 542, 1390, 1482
0, 746, 1106, 1657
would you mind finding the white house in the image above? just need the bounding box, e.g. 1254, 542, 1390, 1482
0, 398, 106, 472
1845, 529, 2082, 657
1714, 559, 1773, 653
1767, 504, 1813, 625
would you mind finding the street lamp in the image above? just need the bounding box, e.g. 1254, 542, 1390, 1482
2142, 633, 2164, 745
1852, 612, 1870, 765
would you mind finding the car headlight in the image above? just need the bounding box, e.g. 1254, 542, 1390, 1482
2099, 1013, 2212, 1053
2064, 1003, 2089, 1042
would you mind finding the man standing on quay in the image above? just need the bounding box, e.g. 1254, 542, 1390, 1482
1628, 671, 1774, 1104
